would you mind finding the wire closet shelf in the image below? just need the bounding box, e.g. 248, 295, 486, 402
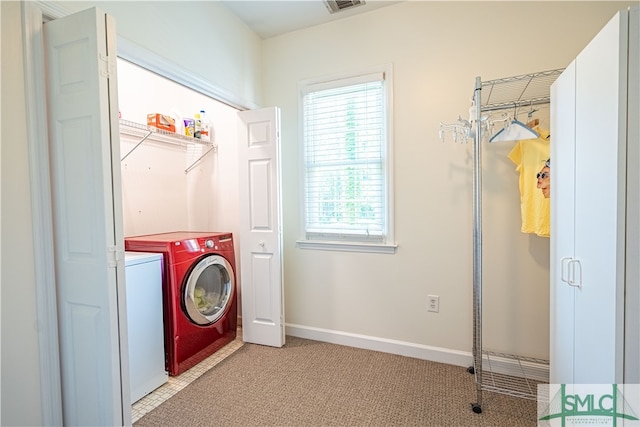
465, 69, 564, 413
119, 119, 217, 174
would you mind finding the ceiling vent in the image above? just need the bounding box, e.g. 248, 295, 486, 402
323, 0, 366, 14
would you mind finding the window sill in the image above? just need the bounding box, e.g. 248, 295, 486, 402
296, 240, 397, 254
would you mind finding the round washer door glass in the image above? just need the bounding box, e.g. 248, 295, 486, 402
183, 255, 234, 325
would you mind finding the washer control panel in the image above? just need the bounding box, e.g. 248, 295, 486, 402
197, 234, 233, 252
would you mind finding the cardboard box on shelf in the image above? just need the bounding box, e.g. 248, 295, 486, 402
147, 114, 176, 132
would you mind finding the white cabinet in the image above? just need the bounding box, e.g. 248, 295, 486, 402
625, 5, 640, 384
550, 59, 577, 385
125, 252, 167, 403
550, 7, 639, 385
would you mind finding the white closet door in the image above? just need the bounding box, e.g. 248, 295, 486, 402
45, 7, 128, 425
237, 107, 285, 347
550, 59, 577, 385
572, 10, 627, 384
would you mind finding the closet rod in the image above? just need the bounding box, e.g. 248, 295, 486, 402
480, 96, 552, 113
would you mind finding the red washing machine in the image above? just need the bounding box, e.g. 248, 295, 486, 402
124, 231, 237, 376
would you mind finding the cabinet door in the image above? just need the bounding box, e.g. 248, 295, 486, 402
573, 10, 627, 384
550, 60, 577, 385
551, 10, 629, 385
624, 6, 640, 384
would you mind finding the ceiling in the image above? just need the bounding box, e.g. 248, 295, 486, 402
220, 0, 403, 39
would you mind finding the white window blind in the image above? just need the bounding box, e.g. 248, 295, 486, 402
302, 72, 387, 243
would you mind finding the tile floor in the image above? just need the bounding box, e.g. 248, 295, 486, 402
131, 330, 245, 423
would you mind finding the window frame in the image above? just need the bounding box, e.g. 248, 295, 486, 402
296, 64, 396, 254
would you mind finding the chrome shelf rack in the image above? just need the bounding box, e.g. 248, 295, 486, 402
467, 69, 563, 413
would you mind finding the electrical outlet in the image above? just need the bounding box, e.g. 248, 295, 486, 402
428, 295, 439, 313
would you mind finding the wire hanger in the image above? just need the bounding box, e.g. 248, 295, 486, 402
489, 105, 539, 143
526, 107, 540, 128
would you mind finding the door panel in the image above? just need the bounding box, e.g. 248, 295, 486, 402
249, 159, 273, 229
44, 7, 128, 425
573, 11, 626, 383
551, 11, 629, 385
237, 108, 285, 347
550, 60, 577, 385
625, 6, 640, 384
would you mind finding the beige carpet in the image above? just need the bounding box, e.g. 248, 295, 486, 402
135, 336, 538, 426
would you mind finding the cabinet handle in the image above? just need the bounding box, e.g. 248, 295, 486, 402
567, 259, 583, 289
560, 257, 572, 283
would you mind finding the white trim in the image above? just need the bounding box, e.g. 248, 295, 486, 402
300, 71, 385, 94
296, 239, 397, 254
21, 3, 63, 425
298, 64, 389, 89
286, 323, 471, 367
297, 63, 395, 249
34, 0, 69, 19
285, 323, 549, 382
385, 64, 395, 249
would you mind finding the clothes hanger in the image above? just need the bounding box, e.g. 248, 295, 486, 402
489, 106, 540, 143
526, 107, 540, 128
438, 101, 490, 143
525, 105, 552, 140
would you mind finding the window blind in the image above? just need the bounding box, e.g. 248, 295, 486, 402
302, 75, 386, 242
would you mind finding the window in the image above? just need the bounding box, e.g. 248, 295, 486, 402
297, 66, 395, 253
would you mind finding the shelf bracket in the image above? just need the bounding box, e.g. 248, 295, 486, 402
185, 145, 216, 174
121, 130, 152, 161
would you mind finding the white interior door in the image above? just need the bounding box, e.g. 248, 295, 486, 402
237, 107, 285, 347
44, 7, 129, 425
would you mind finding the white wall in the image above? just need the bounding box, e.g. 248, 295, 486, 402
117, 59, 240, 239
57, 0, 263, 108
262, 1, 636, 360
1, 3, 44, 426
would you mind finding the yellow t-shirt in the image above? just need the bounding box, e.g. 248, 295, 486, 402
507, 129, 550, 238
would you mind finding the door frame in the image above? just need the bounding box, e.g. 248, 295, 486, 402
21, 2, 64, 424
23, 2, 255, 424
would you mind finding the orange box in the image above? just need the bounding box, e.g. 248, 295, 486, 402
147, 114, 176, 132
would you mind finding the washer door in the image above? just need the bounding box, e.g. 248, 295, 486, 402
183, 255, 234, 325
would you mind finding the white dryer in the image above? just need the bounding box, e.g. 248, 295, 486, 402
125, 252, 168, 403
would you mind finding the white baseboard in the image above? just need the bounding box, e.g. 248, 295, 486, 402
285, 323, 472, 368
285, 323, 549, 382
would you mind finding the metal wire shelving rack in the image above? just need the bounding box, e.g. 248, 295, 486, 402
119, 119, 217, 173
466, 69, 564, 413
